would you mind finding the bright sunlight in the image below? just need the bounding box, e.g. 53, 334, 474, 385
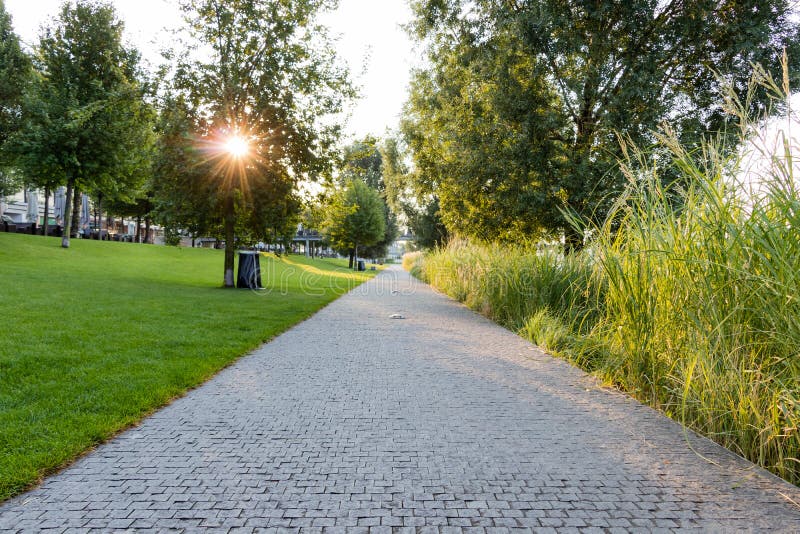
225, 135, 249, 158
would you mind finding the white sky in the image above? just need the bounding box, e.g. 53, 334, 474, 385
4, 0, 416, 141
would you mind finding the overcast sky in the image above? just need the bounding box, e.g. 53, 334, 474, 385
4, 0, 417, 141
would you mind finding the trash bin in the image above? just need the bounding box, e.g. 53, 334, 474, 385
357, 260, 366, 272
237, 250, 263, 289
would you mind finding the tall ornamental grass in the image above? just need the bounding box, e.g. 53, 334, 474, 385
408, 65, 800, 485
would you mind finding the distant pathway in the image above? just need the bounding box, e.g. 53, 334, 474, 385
1, 265, 799, 532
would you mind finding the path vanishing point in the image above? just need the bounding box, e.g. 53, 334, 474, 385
1, 265, 799, 532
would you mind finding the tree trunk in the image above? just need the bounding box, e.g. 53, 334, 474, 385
70, 190, 80, 238
348, 248, 355, 269
353, 243, 359, 270
135, 215, 141, 242
62, 182, 74, 248
144, 218, 151, 244
42, 187, 50, 236
97, 192, 102, 237
223, 192, 235, 287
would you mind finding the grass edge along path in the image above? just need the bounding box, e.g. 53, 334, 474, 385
0, 233, 379, 501
406, 240, 800, 488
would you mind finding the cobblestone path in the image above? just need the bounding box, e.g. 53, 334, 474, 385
1, 266, 799, 532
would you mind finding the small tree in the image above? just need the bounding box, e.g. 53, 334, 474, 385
322, 179, 385, 268
361, 203, 398, 260
405, 196, 448, 250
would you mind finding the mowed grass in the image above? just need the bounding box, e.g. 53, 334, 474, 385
0, 233, 377, 501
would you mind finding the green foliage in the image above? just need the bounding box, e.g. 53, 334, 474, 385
151, 93, 218, 240
411, 239, 601, 332
164, 0, 353, 284
0, 1, 31, 197
379, 136, 408, 214
405, 196, 448, 250
0, 168, 22, 199
0, 0, 30, 169
360, 202, 398, 260
376, 134, 447, 250
0, 233, 378, 501
328, 136, 399, 260
404, 0, 800, 244
162, 226, 182, 246
7, 1, 154, 242
340, 135, 384, 190
322, 179, 385, 256
408, 68, 800, 485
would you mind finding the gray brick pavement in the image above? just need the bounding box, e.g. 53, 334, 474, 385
1, 265, 799, 532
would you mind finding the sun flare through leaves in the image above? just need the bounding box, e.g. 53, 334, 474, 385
225, 135, 249, 158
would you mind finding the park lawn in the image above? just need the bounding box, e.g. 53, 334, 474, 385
0, 233, 377, 501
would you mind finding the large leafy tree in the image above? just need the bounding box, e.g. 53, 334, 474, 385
0, 0, 30, 201
405, 0, 800, 248
10, 0, 154, 247
168, 0, 353, 287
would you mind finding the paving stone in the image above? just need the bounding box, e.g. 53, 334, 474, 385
0, 266, 798, 531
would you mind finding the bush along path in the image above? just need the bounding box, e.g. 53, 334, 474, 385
0, 265, 798, 530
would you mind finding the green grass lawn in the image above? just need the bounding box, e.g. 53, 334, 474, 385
0, 233, 377, 501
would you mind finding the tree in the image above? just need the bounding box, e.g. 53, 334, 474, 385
104, 188, 155, 242
340, 135, 383, 190
378, 134, 447, 250
9, 0, 154, 247
151, 94, 214, 243
0, 0, 31, 207
405, 0, 800, 249
335, 136, 399, 260
169, 0, 353, 287
360, 202, 398, 260
406, 196, 448, 250
322, 179, 385, 268
379, 136, 410, 215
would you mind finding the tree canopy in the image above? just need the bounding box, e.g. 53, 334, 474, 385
322, 178, 385, 265
157, 0, 353, 285
338, 136, 399, 258
0, 0, 30, 198
403, 0, 800, 248
9, 0, 154, 246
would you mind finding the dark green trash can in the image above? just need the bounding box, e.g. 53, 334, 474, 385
357, 260, 366, 271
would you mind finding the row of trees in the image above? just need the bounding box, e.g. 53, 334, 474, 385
316, 136, 396, 268
0, 0, 354, 286
318, 134, 448, 259
399, 0, 800, 249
